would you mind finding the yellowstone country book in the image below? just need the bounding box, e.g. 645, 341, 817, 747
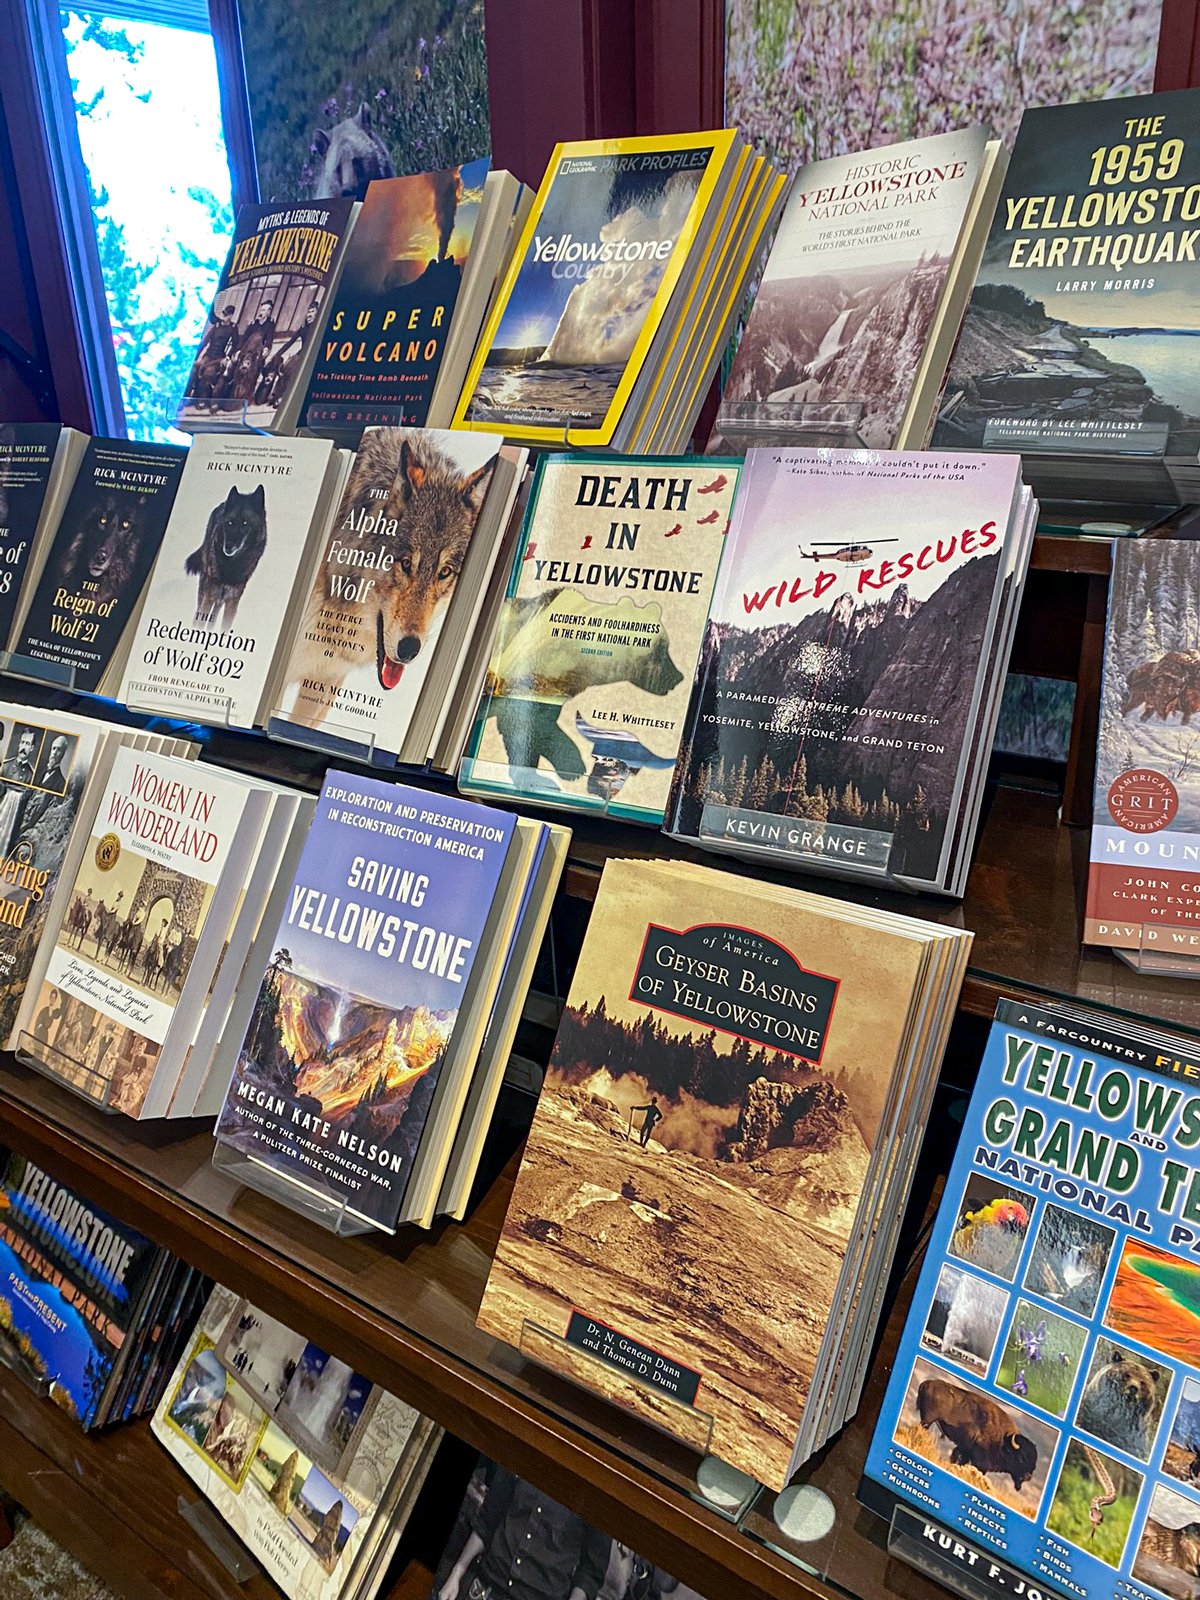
177, 199, 358, 435
117, 434, 342, 729
477, 856, 971, 1490
454, 131, 741, 448
8, 438, 186, 693
713, 127, 996, 452
0, 423, 87, 649
863, 998, 1200, 1600
459, 454, 739, 823
0, 1153, 164, 1427
932, 88, 1200, 500
1085, 539, 1200, 971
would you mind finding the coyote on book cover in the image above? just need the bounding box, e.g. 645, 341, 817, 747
478, 865, 922, 1486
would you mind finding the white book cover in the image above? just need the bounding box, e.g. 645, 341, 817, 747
120, 434, 335, 726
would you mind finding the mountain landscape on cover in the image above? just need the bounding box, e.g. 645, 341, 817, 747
672, 552, 999, 879
721, 257, 950, 447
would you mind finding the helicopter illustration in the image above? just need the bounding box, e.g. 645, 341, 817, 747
798, 538, 901, 565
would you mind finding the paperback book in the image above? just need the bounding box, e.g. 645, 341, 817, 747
863, 999, 1200, 1600
459, 453, 739, 823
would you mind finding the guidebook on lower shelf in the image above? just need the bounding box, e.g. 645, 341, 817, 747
153, 1284, 440, 1600
862, 998, 1200, 1600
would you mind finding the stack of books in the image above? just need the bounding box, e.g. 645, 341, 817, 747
154, 1285, 441, 1600
0, 1152, 206, 1429
476, 856, 972, 1490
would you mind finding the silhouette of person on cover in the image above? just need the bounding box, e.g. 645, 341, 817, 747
631, 1098, 662, 1147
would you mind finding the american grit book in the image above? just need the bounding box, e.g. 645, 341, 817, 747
459, 453, 739, 824
863, 999, 1200, 1600
154, 1284, 438, 1600
118, 434, 344, 729
476, 857, 971, 1490
713, 127, 999, 452
0, 423, 87, 649
177, 199, 358, 435
664, 447, 1036, 895
8, 437, 186, 693
932, 88, 1200, 501
1085, 538, 1200, 974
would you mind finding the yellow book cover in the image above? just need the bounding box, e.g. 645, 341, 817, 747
452, 131, 739, 448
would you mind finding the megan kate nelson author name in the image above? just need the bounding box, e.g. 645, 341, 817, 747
235, 1079, 406, 1172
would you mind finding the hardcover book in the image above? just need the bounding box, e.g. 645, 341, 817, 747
0, 1154, 162, 1428
9, 438, 187, 693
301, 158, 490, 435
0, 424, 81, 648
1085, 538, 1200, 971
863, 999, 1200, 1600
664, 448, 1025, 890
714, 127, 992, 452
118, 434, 338, 728
214, 772, 516, 1231
931, 88, 1200, 498
177, 199, 358, 434
459, 454, 739, 823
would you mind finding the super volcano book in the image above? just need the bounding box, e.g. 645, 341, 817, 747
932, 88, 1200, 500
863, 998, 1200, 1600
9, 438, 186, 693
459, 454, 739, 824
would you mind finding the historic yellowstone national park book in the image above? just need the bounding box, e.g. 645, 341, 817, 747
477, 857, 971, 1490
864, 998, 1200, 1600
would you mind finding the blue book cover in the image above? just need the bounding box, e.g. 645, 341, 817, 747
0, 1154, 160, 1427
863, 1000, 1200, 1600
216, 771, 516, 1230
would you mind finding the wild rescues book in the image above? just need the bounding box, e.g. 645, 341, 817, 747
459, 454, 739, 824
9, 438, 186, 693
302, 157, 490, 434
214, 772, 515, 1232
863, 999, 1200, 1600
0, 1153, 161, 1427
664, 448, 1023, 889
1086, 538, 1200, 970
932, 89, 1200, 496
714, 127, 991, 452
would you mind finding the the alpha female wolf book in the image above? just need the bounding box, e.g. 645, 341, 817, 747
8, 438, 186, 693
664, 447, 1030, 893
712, 128, 998, 453
0, 424, 86, 649
154, 1284, 437, 1600
453, 131, 743, 450
459, 454, 740, 824
932, 89, 1200, 502
863, 999, 1200, 1600
0, 1153, 164, 1427
177, 199, 358, 435
1085, 538, 1200, 974
117, 434, 342, 729
268, 425, 517, 766
476, 856, 971, 1490
17, 748, 270, 1118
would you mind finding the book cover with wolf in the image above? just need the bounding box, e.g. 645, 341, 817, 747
0, 1153, 161, 1426
0, 424, 70, 647
453, 132, 738, 447
117, 434, 337, 728
476, 857, 928, 1489
215, 772, 514, 1231
10, 439, 186, 694
1086, 539, 1200, 955
713, 128, 988, 453
20, 749, 252, 1116
302, 158, 490, 437
663, 448, 1020, 886
459, 454, 739, 824
932, 89, 1200, 465
271, 426, 502, 759
863, 998, 1200, 1600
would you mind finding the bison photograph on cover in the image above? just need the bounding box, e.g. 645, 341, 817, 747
477, 862, 928, 1487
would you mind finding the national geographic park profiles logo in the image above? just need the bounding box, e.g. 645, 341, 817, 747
94, 832, 121, 871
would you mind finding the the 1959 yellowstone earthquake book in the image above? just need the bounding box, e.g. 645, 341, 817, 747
476, 856, 971, 1490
